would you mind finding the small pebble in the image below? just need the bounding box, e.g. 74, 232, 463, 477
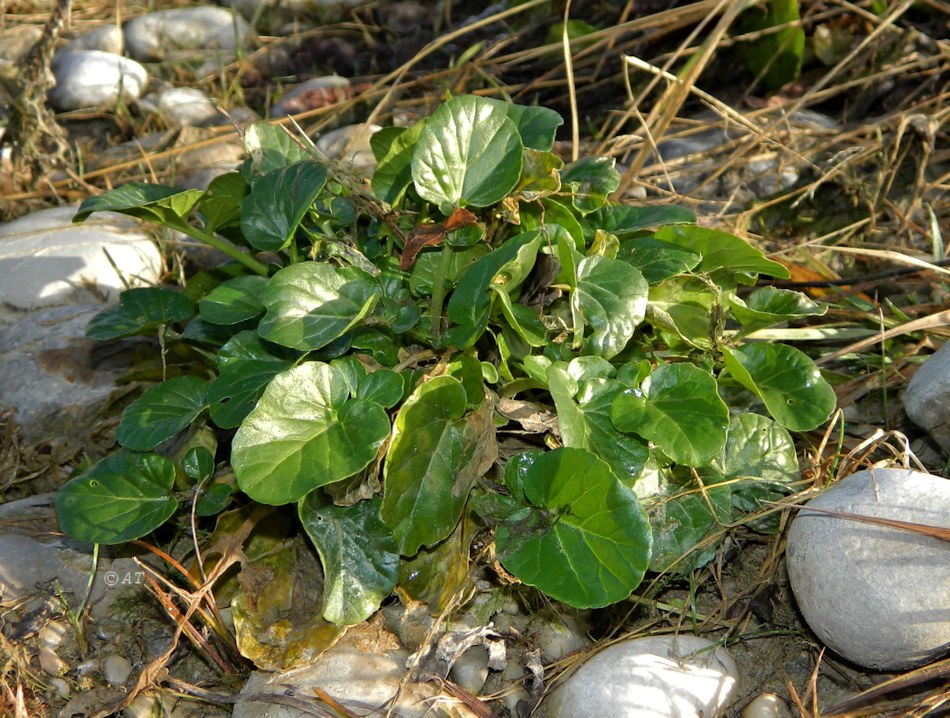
449, 646, 490, 695
743, 692, 791, 718
39, 645, 67, 677
158, 87, 221, 127
270, 75, 351, 118
60, 24, 123, 55
102, 653, 134, 685
49, 677, 71, 698
49, 50, 148, 111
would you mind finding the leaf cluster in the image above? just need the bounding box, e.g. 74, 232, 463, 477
56, 95, 835, 617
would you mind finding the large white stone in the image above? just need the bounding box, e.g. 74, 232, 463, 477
49, 51, 147, 110
0, 305, 136, 441
786, 468, 950, 670
543, 635, 739, 718
124, 7, 252, 62
60, 24, 124, 56
904, 341, 950, 452
0, 205, 161, 310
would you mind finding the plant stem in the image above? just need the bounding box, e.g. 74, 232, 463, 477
430, 244, 454, 340
174, 221, 270, 276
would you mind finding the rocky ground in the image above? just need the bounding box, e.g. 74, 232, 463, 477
0, 1, 948, 717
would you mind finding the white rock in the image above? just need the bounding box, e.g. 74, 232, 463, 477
786, 468, 950, 670
543, 635, 739, 718
61, 24, 124, 56
49, 677, 71, 698
529, 613, 590, 663
124, 7, 253, 62
49, 51, 147, 111
270, 75, 351, 118
0, 532, 144, 619
449, 646, 490, 695
0, 205, 161, 310
904, 340, 950, 452
316, 123, 381, 171
39, 645, 68, 676
742, 692, 791, 718
158, 87, 221, 127
102, 654, 134, 685
0, 306, 134, 441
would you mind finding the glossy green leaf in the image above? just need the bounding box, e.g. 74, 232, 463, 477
412, 95, 523, 211
357, 369, 404, 408
198, 172, 248, 233
382, 377, 496, 555
618, 237, 701, 284
371, 121, 427, 206
611, 363, 728, 466
299, 492, 399, 625
199, 275, 268, 325
548, 364, 649, 484
501, 102, 564, 151
195, 482, 234, 516
573, 255, 648, 358
496, 448, 652, 608
646, 473, 732, 573
647, 276, 718, 348
232, 362, 391, 505
410, 244, 490, 296
208, 358, 292, 428
258, 263, 379, 351
729, 286, 826, 333
242, 122, 313, 178
739, 0, 805, 90
445, 231, 542, 349
589, 204, 696, 239
55, 451, 178, 544
560, 156, 620, 214
74, 183, 203, 225
241, 161, 329, 251
86, 287, 195, 340
722, 344, 836, 431
512, 149, 563, 202
182, 446, 215, 482
703, 412, 800, 513
654, 225, 790, 279
117, 376, 209, 450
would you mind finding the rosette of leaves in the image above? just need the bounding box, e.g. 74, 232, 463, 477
56, 95, 835, 627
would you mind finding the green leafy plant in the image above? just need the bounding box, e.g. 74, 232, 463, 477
56, 94, 835, 624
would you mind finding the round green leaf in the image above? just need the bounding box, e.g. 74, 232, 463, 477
729, 286, 826, 332
559, 156, 620, 214
257, 263, 379, 351
411, 95, 523, 211
240, 161, 329, 251
198, 275, 268, 326
233, 362, 391, 505
55, 451, 178, 545
723, 344, 836, 431
299, 492, 399, 626
501, 102, 564, 152
86, 287, 195, 341
573, 255, 648, 359
611, 363, 728, 466
117, 376, 209, 450
547, 365, 648, 484
496, 448, 652, 608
